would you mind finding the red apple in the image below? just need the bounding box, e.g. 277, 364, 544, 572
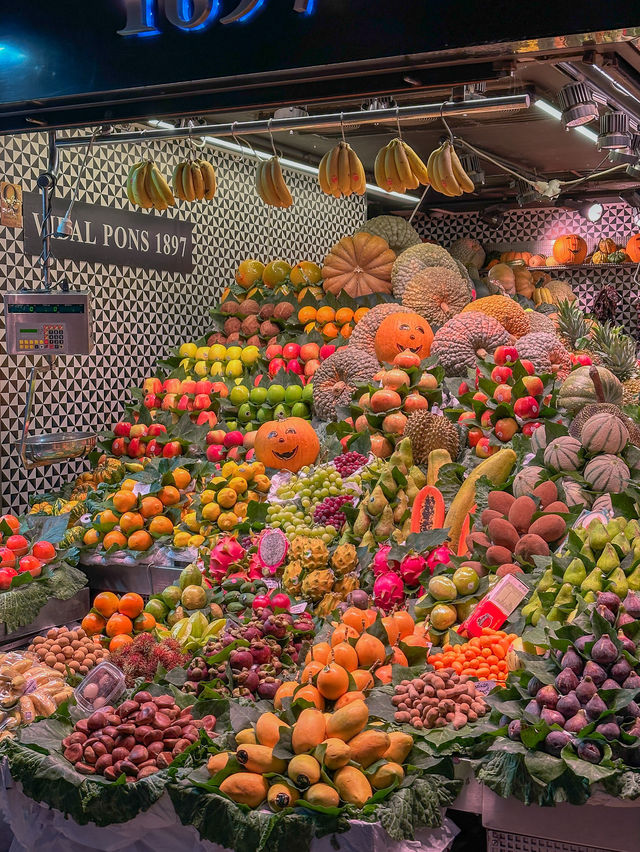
513, 396, 540, 419
194, 393, 211, 410
209, 429, 226, 445
211, 382, 229, 398
111, 437, 129, 456
282, 342, 301, 360
147, 423, 167, 437
163, 378, 182, 394
129, 423, 148, 438
195, 380, 213, 395
287, 359, 303, 374
180, 379, 197, 395
458, 412, 476, 424
265, 344, 283, 360
223, 430, 244, 449
480, 410, 493, 428
472, 391, 488, 403
145, 439, 163, 457
143, 377, 163, 395
0, 547, 16, 568
522, 421, 542, 437
226, 446, 242, 460
491, 365, 513, 383
0, 567, 17, 589
196, 410, 217, 426
143, 393, 160, 410
32, 541, 56, 563
269, 358, 287, 376
245, 448, 255, 461
319, 344, 336, 360
458, 381, 470, 395
493, 384, 512, 404
494, 417, 519, 442
520, 359, 535, 375
177, 394, 193, 411
575, 354, 592, 366
113, 421, 131, 438
127, 437, 145, 458
206, 444, 226, 462
161, 393, 178, 410
299, 342, 320, 362
494, 346, 519, 365
253, 374, 264, 387
162, 440, 182, 458
18, 555, 43, 578
476, 437, 498, 458
467, 427, 483, 447
303, 359, 320, 377
522, 375, 544, 396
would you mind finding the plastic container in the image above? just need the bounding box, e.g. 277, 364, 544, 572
74, 661, 125, 716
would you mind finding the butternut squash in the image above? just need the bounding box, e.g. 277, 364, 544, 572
334, 765, 373, 807
220, 772, 269, 807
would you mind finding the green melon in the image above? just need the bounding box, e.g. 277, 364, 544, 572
582, 455, 630, 493
557, 366, 623, 415
543, 436, 582, 473
513, 465, 546, 498
580, 413, 629, 455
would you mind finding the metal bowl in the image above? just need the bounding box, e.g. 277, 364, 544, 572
21, 431, 96, 466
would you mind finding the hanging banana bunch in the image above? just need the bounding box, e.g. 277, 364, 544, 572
173, 159, 217, 202
318, 141, 366, 198
255, 156, 293, 208
127, 160, 176, 211
373, 138, 429, 193
426, 140, 475, 197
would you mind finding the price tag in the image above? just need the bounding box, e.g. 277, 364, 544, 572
132, 482, 152, 496
290, 602, 307, 614
264, 578, 279, 590
473, 680, 496, 695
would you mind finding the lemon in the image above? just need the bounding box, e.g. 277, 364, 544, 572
209, 344, 227, 361
188, 534, 205, 547
225, 359, 243, 379
217, 511, 239, 531
196, 346, 210, 360
179, 342, 198, 359
226, 345, 242, 361
173, 531, 191, 547
200, 489, 215, 505
217, 487, 238, 508
221, 461, 238, 479
241, 346, 260, 366
202, 502, 221, 521
250, 461, 266, 477
183, 511, 200, 532
210, 476, 228, 488
228, 475, 249, 494
194, 360, 209, 377
209, 360, 224, 377
235, 463, 254, 481
235, 502, 248, 518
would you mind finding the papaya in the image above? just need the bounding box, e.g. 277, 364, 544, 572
219, 772, 269, 807
334, 690, 367, 709
410, 485, 446, 533
370, 761, 405, 789
457, 507, 475, 556
236, 744, 286, 774
315, 737, 351, 770
326, 699, 369, 742
303, 783, 340, 807
256, 712, 290, 748
292, 707, 327, 754
268, 781, 299, 812
383, 731, 413, 764
287, 754, 321, 789
444, 449, 517, 551
334, 765, 372, 808
427, 449, 452, 487
235, 728, 257, 745
207, 751, 229, 776
345, 729, 390, 768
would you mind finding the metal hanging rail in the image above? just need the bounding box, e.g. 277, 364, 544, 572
56, 95, 530, 148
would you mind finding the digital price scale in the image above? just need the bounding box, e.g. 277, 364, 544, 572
4, 291, 93, 355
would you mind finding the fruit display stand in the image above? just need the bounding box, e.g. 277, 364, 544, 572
77, 547, 193, 596
0, 588, 90, 651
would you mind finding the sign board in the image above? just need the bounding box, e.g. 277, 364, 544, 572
22, 193, 194, 274
0, 182, 22, 228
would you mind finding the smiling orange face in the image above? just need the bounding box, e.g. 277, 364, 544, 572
552, 234, 587, 265
254, 416, 319, 472
374, 311, 434, 364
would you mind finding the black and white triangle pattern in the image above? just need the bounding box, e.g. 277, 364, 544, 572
413, 206, 640, 340
0, 130, 366, 513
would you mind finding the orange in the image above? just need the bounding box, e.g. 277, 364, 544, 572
83, 529, 102, 546
121, 478, 137, 491
95, 509, 120, 532
274, 681, 298, 710
158, 485, 181, 506
81, 612, 106, 636
262, 259, 292, 289
140, 496, 164, 518
235, 259, 265, 289
339, 324, 353, 339
298, 306, 317, 324
392, 610, 415, 639
171, 467, 191, 489
120, 511, 144, 534
93, 591, 120, 618
103, 530, 127, 550
128, 529, 153, 551
290, 260, 322, 287
113, 490, 138, 513
305, 642, 332, 665
316, 306, 335, 324
118, 592, 144, 618
133, 612, 156, 632
354, 307, 369, 322
335, 307, 354, 325
148, 516, 174, 537
331, 642, 359, 672
294, 684, 325, 710
109, 634, 134, 652
317, 663, 350, 700
330, 624, 359, 646
322, 322, 340, 340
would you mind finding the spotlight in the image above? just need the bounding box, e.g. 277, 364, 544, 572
579, 202, 603, 223
557, 82, 599, 128
597, 111, 631, 150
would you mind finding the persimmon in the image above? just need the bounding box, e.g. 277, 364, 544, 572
341, 607, 369, 634
274, 681, 298, 710
392, 610, 415, 639
355, 633, 386, 668
119, 512, 144, 534
133, 612, 156, 632
351, 669, 375, 692
148, 516, 174, 537
93, 591, 120, 618
304, 642, 332, 665
381, 616, 399, 646
389, 647, 408, 666
109, 634, 134, 652
317, 663, 350, 701
316, 306, 335, 324
301, 661, 324, 684
83, 529, 102, 547
106, 613, 133, 637
140, 496, 164, 518
330, 642, 359, 672
95, 509, 120, 532
374, 665, 392, 684
112, 490, 138, 513
294, 684, 325, 710
81, 612, 106, 636
118, 592, 144, 618
128, 530, 153, 551
330, 623, 359, 646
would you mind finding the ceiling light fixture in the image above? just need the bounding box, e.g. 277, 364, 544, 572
579, 201, 603, 222
597, 110, 631, 150
536, 98, 600, 142
557, 82, 599, 127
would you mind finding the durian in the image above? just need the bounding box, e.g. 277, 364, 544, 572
403, 411, 459, 465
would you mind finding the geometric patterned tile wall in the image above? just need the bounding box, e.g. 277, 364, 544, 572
0, 131, 366, 513
412, 204, 640, 340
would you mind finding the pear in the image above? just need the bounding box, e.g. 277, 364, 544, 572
566, 608, 578, 624
378, 468, 398, 498
522, 591, 541, 622
606, 566, 628, 598
624, 520, 640, 542
581, 567, 603, 594
626, 563, 640, 592
401, 516, 412, 540
393, 491, 409, 524
554, 582, 576, 608
546, 606, 564, 624
587, 520, 610, 552
538, 567, 557, 592
596, 543, 620, 575
360, 530, 375, 549
562, 558, 586, 587
611, 533, 631, 557
367, 485, 388, 517
579, 544, 596, 564
374, 504, 394, 542
573, 527, 587, 543
391, 437, 413, 471
607, 519, 625, 539
583, 590, 597, 604
353, 504, 371, 537
408, 465, 427, 489
404, 476, 419, 503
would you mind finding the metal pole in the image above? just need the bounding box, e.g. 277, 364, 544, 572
36, 130, 59, 291
56, 95, 530, 149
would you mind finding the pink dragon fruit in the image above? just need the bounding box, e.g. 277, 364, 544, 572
426, 545, 452, 574
247, 552, 263, 580
373, 571, 405, 611
372, 545, 401, 577
209, 536, 246, 580
399, 553, 427, 587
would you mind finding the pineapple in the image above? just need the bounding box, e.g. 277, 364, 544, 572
590, 321, 640, 403
555, 299, 593, 355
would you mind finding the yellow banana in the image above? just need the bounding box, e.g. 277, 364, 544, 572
348, 146, 366, 195
317, 150, 332, 194
439, 142, 462, 196
426, 145, 443, 193
126, 162, 142, 205
270, 157, 293, 207
198, 160, 217, 200
190, 162, 205, 200
402, 141, 430, 186
373, 146, 387, 191
337, 142, 352, 196
262, 158, 282, 206
449, 146, 475, 193
182, 161, 196, 202
325, 145, 342, 195
393, 139, 416, 190
150, 164, 175, 209
255, 160, 267, 203
384, 140, 403, 192
132, 162, 153, 209
172, 163, 187, 201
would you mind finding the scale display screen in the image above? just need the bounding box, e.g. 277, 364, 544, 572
4, 291, 93, 356
8, 303, 85, 314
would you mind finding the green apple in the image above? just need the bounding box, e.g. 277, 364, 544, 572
267, 384, 286, 405
250, 386, 268, 405
229, 385, 249, 406
237, 403, 254, 423
284, 385, 303, 404
273, 403, 290, 419
302, 382, 313, 401
256, 407, 271, 423
291, 402, 310, 418
226, 420, 238, 431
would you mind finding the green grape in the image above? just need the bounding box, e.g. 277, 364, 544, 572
321, 532, 333, 543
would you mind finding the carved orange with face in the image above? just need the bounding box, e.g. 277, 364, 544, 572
254, 416, 319, 472
374, 312, 433, 364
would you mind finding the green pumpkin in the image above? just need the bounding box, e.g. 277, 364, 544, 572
607, 250, 629, 263
557, 366, 623, 415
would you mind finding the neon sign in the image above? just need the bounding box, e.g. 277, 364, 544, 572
118, 0, 315, 36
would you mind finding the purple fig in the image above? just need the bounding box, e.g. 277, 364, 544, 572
536, 685, 559, 708
565, 710, 589, 733
576, 676, 598, 703
591, 636, 618, 665
560, 649, 584, 676
508, 720, 522, 741
617, 612, 635, 627
555, 668, 579, 695
602, 678, 622, 690
524, 699, 541, 718
597, 592, 621, 614
627, 701, 640, 718
557, 693, 581, 719
527, 676, 543, 697
346, 589, 369, 610
577, 741, 602, 764
585, 694, 607, 720
611, 659, 632, 683
623, 591, 640, 619
544, 730, 573, 756
574, 634, 595, 653
623, 673, 640, 689
618, 633, 637, 655
626, 718, 640, 737
583, 661, 607, 687
595, 721, 620, 740
229, 649, 254, 670
596, 605, 617, 627
541, 708, 566, 727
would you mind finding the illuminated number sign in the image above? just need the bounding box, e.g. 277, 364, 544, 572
118, 0, 315, 35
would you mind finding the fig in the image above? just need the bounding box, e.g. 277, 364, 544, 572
591, 636, 618, 665
595, 605, 616, 627
574, 634, 595, 653
611, 659, 632, 683
583, 662, 607, 687
544, 730, 572, 756
618, 633, 636, 655
576, 741, 602, 763
623, 591, 640, 619
626, 718, 640, 738
595, 721, 620, 740
627, 700, 640, 718
560, 649, 584, 676
541, 708, 565, 727
585, 694, 607, 720
596, 592, 620, 614
623, 673, 640, 689
575, 677, 598, 704
557, 693, 581, 719
555, 668, 579, 695
564, 710, 589, 733
524, 699, 541, 718
535, 685, 559, 708
602, 679, 620, 690
527, 676, 543, 697
507, 720, 522, 741
617, 612, 635, 627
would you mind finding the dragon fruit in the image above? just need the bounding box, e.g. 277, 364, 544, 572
373, 571, 405, 611
372, 545, 401, 577
209, 536, 246, 580
426, 545, 452, 574
399, 553, 427, 587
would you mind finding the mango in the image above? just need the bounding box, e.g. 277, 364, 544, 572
370, 761, 405, 789
207, 751, 229, 776
303, 783, 340, 807
235, 728, 257, 745
326, 700, 369, 742
236, 743, 286, 774
287, 754, 321, 789
256, 712, 290, 748
267, 781, 299, 812
346, 729, 390, 768
220, 772, 269, 807
334, 765, 372, 808
316, 737, 351, 770
292, 708, 327, 754
427, 575, 457, 602
383, 731, 413, 764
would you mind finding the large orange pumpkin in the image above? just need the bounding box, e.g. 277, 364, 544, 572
552, 234, 587, 265
626, 234, 640, 262
254, 416, 319, 472
374, 311, 433, 363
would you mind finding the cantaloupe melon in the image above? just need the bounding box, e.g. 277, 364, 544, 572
582, 455, 630, 493
543, 437, 581, 473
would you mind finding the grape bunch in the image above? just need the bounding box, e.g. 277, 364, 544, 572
334, 451, 368, 478
313, 495, 354, 531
